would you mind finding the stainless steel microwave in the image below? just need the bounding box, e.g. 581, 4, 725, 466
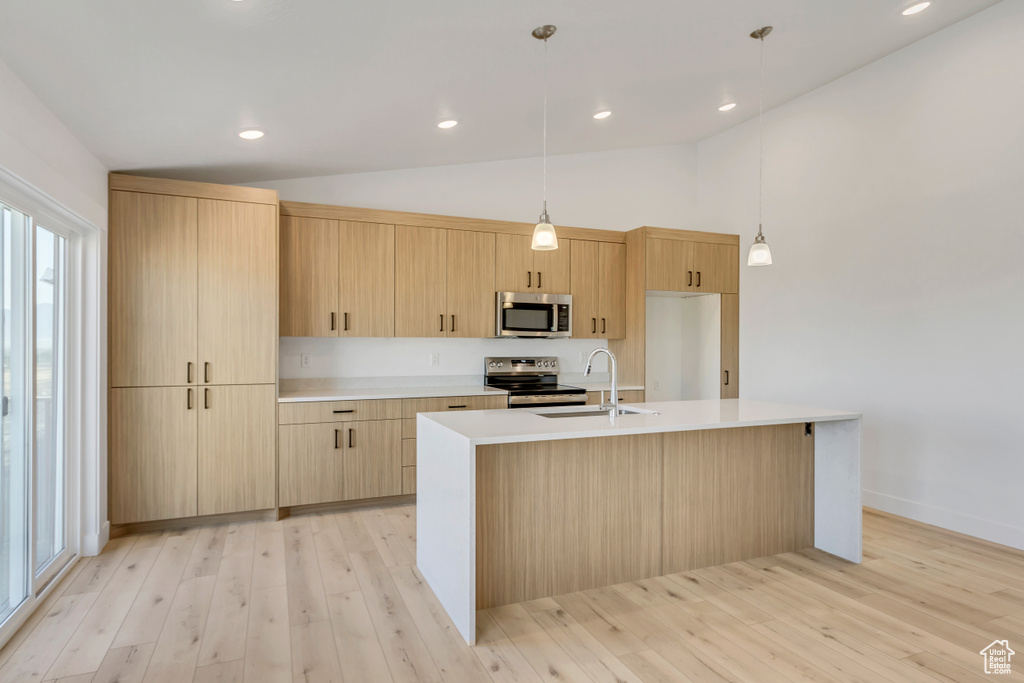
495, 292, 572, 338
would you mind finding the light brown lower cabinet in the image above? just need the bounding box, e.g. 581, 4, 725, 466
110, 387, 198, 524
278, 419, 402, 506
721, 293, 739, 399
198, 384, 276, 515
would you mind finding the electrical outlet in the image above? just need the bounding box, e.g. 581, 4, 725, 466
300, 353, 311, 369
655, 380, 661, 390
429, 352, 440, 367
578, 351, 585, 364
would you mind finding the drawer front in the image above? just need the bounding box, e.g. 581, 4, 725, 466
402, 466, 417, 495
402, 394, 506, 438
279, 399, 402, 425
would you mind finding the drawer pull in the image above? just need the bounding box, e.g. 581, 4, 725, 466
537, 271, 542, 288
724, 370, 730, 386
448, 404, 467, 409
204, 388, 210, 410
204, 362, 210, 383
343, 312, 349, 331
335, 429, 340, 449
187, 388, 193, 410
187, 362, 193, 384
333, 409, 354, 414
331, 312, 336, 331
601, 318, 606, 334
348, 428, 354, 448
688, 271, 693, 287
527, 271, 531, 288
439, 314, 444, 332
592, 318, 596, 334
696, 271, 701, 287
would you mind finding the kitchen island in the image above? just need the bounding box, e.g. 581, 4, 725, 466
416, 398, 861, 644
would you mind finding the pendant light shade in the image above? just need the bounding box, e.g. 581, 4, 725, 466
532, 206, 558, 250
747, 226, 772, 266
531, 24, 559, 251
748, 25, 774, 267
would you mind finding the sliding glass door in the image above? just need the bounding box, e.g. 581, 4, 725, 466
0, 200, 70, 638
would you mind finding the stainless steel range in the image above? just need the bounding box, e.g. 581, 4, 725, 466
484, 356, 587, 409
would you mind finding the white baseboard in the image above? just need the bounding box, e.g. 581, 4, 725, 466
862, 489, 1024, 551
81, 520, 110, 556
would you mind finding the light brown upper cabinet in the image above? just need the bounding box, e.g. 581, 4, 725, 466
494, 233, 570, 294
571, 240, 625, 339
339, 222, 395, 337
447, 230, 496, 338
645, 237, 738, 294
280, 216, 338, 337
198, 200, 277, 384
395, 225, 447, 337
693, 243, 739, 294
109, 191, 198, 387
721, 293, 739, 399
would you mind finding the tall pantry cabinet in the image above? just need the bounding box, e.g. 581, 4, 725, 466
108, 175, 279, 524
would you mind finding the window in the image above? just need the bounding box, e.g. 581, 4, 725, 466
0, 201, 71, 639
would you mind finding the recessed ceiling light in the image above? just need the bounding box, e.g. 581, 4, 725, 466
238, 130, 264, 140
437, 120, 458, 129
593, 111, 612, 120
902, 2, 930, 15
718, 103, 737, 111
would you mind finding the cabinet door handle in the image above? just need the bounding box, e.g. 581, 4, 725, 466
333, 409, 354, 414
331, 312, 336, 331
188, 388, 193, 410
696, 271, 701, 287
343, 312, 349, 331
204, 388, 210, 409
688, 271, 693, 287
724, 370, 730, 386
335, 429, 340, 449
602, 318, 606, 334
448, 404, 467, 409
451, 314, 456, 332
527, 271, 532, 288
204, 362, 210, 384
348, 428, 354, 448
439, 314, 445, 332
187, 362, 193, 384
537, 272, 542, 288
592, 318, 596, 334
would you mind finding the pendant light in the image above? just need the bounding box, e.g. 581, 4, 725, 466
531, 24, 558, 251
747, 25, 774, 267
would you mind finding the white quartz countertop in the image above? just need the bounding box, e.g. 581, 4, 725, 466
418, 398, 860, 445
279, 386, 508, 403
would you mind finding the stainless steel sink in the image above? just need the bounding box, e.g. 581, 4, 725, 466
535, 406, 658, 419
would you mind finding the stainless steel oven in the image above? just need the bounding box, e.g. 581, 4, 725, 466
484, 357, 587, 408
495, 292, 571, 338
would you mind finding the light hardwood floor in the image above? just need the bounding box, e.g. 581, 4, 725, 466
2, 507, 1023, 682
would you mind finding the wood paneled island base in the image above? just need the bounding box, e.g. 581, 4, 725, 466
416, 398, 861, 643
476, 424, 815, 609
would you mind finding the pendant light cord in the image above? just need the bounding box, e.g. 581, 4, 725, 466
542, 36, 548, 217
757, 33, 765, 236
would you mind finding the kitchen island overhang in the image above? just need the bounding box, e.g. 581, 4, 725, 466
416, 398, 862, 644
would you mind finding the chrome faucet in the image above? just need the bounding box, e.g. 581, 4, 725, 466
584, 348, 618, 413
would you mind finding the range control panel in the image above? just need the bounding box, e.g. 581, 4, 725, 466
484, 356, 559, 375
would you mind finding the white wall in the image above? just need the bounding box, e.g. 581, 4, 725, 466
280, 336, 609, 380
0, 56, 109, 557
249, 143, 699, 233
697, 1, 1024, 549
645, 294, 720, 401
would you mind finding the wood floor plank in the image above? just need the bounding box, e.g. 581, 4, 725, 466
309, 513, 359, 597
62, 537, 136, 595
332, 510, 376, 554
289, 621, 344, 683
349, 550, 442, 683
359, 508, 414, 568
617, 649, 694, 683
44, 543, 160, 679
251, 520, 287, 590
182, 526, 229, 580
551, 592, 646, 657
283, 516, 330, 626
0, 559, 84, 671
142, 575, 217, 683
472, 610, 545, 683
89, 643, 155, 683
388, 564, 492, 682
530, 606, 644, 683
384, 505, 417, 559
112, 529, 199, 648
192, 659, 244, 683
243, 585, 292, 683
487, 603, 595, 683
0, 593, 96, 682
326, 591, 393, 683
901, 651, 990, 683
196, 524, 255, 668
